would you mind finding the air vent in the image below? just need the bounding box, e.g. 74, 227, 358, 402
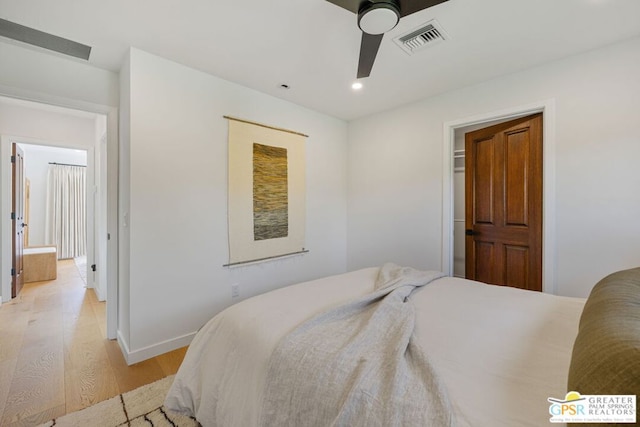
393, 20, 447, 55
0, 18, 91, 60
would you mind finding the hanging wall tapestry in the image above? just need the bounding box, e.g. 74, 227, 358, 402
225, 116, 307, 266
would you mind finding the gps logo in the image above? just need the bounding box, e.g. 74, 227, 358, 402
548, 392, 636, 423
549, 391, 586, 416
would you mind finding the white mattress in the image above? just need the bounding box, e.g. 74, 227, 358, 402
24, 246, 57, 254
412, 276, 585, 426
165, 267, 585, 426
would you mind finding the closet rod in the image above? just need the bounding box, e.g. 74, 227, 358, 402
48, 162, 86, 167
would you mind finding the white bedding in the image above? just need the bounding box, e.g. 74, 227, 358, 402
165, 267, 585, 426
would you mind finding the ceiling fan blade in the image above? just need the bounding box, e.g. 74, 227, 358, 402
357, 32, 384, 79
400, 0, 450, 17
326, 0, 451, 78
325, 0, 361, 14
326, 0, 451, 17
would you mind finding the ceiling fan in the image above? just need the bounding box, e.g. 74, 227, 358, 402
326, 0, 450, 78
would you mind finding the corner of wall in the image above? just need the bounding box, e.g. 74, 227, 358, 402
117, 50, 132, 347
118, 330, 196, 366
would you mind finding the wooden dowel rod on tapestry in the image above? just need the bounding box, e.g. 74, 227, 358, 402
223, 115, 309, 138
223, 249, 310, 267
48, 162, 86, 167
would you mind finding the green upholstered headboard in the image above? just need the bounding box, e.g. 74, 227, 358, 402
567, 267, 640, 425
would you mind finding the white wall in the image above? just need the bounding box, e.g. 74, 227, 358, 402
0, 41, 118, 108
20, 145, 87, 246
120, 49, 348, 362
347, 36, 640, 298
0, 100, 97, 144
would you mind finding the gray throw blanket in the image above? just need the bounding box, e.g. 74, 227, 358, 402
261, 263, 452, 426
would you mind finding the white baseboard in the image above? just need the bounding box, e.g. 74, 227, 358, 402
93, 285, 106, 302
117, 330, 196, 366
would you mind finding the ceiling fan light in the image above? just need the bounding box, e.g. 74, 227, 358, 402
358, 3, 400, 35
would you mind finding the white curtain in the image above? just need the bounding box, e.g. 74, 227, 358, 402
45, 164, 86, 259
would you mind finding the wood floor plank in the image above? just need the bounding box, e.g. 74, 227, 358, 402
90, 300, 108, 339
63, 304, 99, 340
0, 357, 19, 422
64, 358, 120, 412
156, 346, 189, 377
0, 258, 190, 423
64, 325, 108, 369
21, 309, 64, 349
0, 292, 34, 314
0, 313, 28, 362
104, 340, 167, 394
5, 404, 65, 427
1, 337, 64, 425
86, 287, 99, 304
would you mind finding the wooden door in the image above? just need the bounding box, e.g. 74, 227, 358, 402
465, 113, 542, 291
12, 143, 26, 298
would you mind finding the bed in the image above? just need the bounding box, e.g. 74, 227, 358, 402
164, 264, 638, 426
23, 245, 58, 282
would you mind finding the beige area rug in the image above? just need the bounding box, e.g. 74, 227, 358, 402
39, 376, 200, 426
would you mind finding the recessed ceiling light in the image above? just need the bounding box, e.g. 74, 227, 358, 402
352, 82, 363, 90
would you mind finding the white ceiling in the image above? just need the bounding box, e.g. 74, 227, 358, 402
1, 0, 639, 120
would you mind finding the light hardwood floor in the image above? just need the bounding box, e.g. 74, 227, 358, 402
0, 259, 188, 426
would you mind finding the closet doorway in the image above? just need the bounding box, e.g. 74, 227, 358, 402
443, 100, 557, 294
464, 114, 543, 291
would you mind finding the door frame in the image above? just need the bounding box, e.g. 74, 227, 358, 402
11, 143, 25, 298
0, 92, 118, 340
6, 139, 94, 290
441, 99, 557, 294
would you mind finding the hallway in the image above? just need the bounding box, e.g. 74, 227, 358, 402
0, 259, 187, 426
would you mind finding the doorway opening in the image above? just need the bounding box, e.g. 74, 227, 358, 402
0, 94, 116, 338
442, 100, 557, 293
